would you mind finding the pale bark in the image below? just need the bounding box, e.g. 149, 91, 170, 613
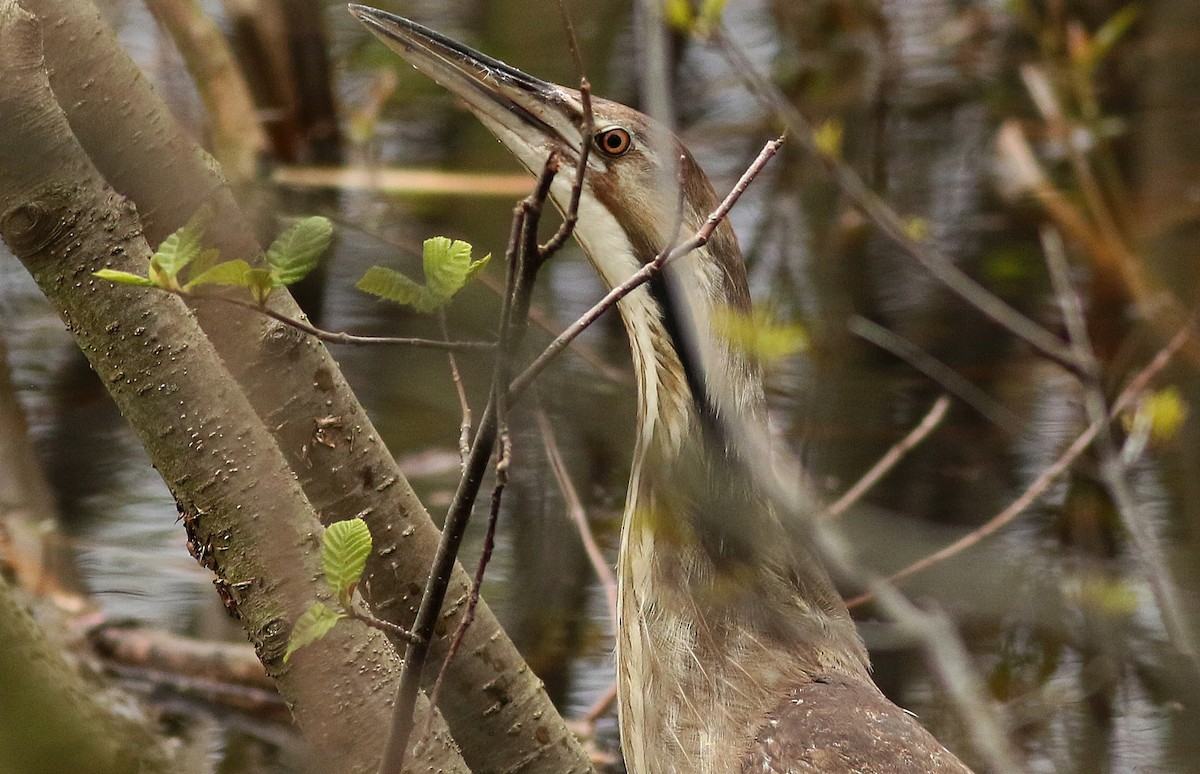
11, 1, 594, 771
0, 3, 466, 771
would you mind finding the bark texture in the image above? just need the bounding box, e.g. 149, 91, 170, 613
9, 1, 593, 771
0, 4, 465, 771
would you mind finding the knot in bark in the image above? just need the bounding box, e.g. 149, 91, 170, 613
1, 198, 72, 255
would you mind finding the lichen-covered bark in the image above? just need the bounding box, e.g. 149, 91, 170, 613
16, 1, 596, 771
0, 4, 466, 771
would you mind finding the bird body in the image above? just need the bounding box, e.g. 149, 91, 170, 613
350, 7, 973, 772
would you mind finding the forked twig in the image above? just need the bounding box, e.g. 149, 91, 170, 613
509, 136, 784, 399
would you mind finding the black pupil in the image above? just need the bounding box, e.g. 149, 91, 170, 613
603, 131, 626, 152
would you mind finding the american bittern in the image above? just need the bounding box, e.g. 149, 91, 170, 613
351, 6, 974, 772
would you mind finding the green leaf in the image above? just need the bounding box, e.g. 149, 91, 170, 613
812, 120, 844, 159
93, 269, 157, 287
356, 265, 440, 313
711, 306, 809, 364
246, 268, 275, 304
322, 517, 372, 598
267, 216, 332, 287
698, 0, 728, 29
664, 0, 694, 30
1123, 386, 1188, 444
284, 602, 344, 662
184, 259, 254, 290
190, 247, 223, 278
422, 237, 491, 305
1087, 4, 1140, 72
151, 208, 211, 288
357, 236, 488, 313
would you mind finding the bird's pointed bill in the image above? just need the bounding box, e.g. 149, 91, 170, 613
348, 5, 586, 173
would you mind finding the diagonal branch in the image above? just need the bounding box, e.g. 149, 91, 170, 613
711, 28, 1084, 374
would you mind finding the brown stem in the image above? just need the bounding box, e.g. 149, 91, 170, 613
847, 319, 1194, 608
822, 395, 951, 520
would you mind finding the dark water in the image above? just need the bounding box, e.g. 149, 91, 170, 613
3, 0, 1199, 772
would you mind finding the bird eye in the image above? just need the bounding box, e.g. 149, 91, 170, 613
594, 127, 632, 156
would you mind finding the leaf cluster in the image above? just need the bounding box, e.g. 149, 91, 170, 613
285, 518, 373, 662
357, 237, 490, 313
95, 211, 332, 303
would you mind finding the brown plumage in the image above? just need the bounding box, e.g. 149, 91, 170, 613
351, 6, 974, 772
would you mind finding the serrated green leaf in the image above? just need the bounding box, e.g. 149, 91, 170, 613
93, 269, 158, 287
422, 237, 490, 305
357, 265, 440, 313
267, 216, 332, 286
322, 517, 372, 597
184, 259, 254, 290
284, 602, 344, 662
152, 210, 210, 285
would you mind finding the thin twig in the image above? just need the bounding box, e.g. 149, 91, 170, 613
848, 316, 1022, 430
425, 451, 508, 734
509, 136, 784, 399
535, 406, 617, 622
190, 292, 494, 351
539, 81, 594, 258
439, 311, 473, 466
822, 394, 951, 520
1041, 226, 1197, 660
346, 603, 424, 645
711, 28, 1083, 374
847, 318, 1194, 609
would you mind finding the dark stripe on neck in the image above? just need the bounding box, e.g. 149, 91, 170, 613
647, 270, 724, 437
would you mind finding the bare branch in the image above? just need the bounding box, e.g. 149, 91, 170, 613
822, 394, 951, 520
536, 406, 617, 622
190, 292, 494, 352
1041, 226, 1197, 660
711, 28, 1083, 374
509, 136, 784, 399
438, 311, 473, 466
847, 318, 1195, 608
848, 316, 1021, 430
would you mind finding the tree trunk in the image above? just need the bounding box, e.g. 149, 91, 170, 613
0, 4, 467, 771
9, 1, 595, 771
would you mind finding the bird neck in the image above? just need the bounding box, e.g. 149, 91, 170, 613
611, 259, 872, 773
